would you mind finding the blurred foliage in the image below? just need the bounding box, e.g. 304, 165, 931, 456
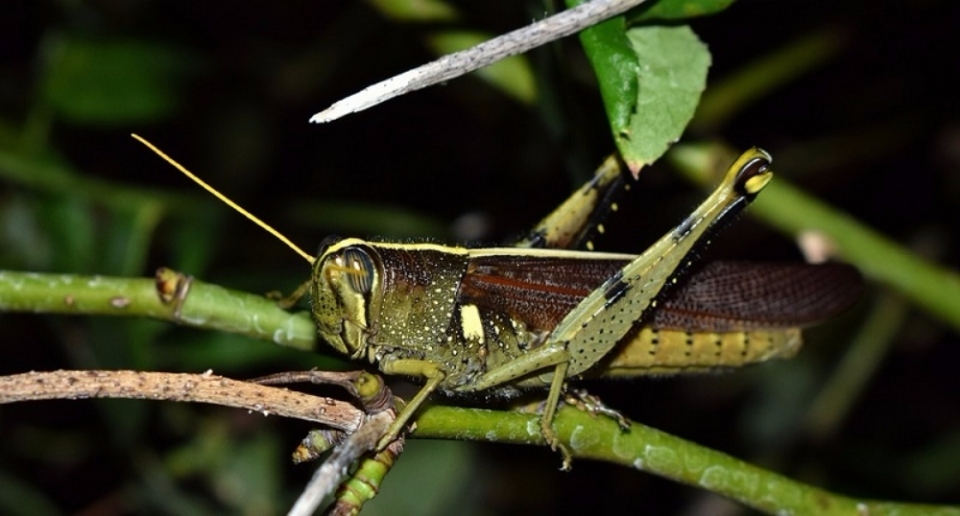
1, 0, 959, 514
42, 35, 197, 124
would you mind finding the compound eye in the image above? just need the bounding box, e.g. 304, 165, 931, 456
341, 247, 376, 294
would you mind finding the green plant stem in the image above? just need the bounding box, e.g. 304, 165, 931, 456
0, 270, 316, 351
670, 143, 960, 333
414, 405, 958, 516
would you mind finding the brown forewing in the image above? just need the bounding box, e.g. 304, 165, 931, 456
650, 261, 864, 331
459, 254, 627, 332
458, 256, 863, 334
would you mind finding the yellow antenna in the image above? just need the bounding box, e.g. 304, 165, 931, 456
132, 134, 315, 264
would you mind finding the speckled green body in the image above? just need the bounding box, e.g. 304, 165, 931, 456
303, 149, 856, 456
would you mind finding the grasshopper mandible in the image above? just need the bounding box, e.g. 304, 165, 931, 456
134, 137, 861, 463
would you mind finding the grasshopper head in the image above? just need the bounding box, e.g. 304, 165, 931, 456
310, 237, 382, 360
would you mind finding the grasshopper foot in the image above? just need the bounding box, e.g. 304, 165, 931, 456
565, 389, 631, 431
540, 418, 573, 471
375, 420, 412, 452
268, 279, 312, 309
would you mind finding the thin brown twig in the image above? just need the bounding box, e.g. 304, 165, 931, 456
0, 370, 363, 432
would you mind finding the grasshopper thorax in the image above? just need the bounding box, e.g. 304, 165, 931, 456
311, 237, 382, 360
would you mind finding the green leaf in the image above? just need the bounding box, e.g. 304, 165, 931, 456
42, 36, 195, 124
577, 14, 640, 138
629, 0, 736, 22
572, 0, 712, 173
618, 26, 710, 171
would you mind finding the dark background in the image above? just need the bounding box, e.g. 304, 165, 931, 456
1, 1, 958, 514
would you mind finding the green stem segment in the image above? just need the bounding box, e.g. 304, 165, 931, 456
414, 405, 959, 516
0, 269, 317, 351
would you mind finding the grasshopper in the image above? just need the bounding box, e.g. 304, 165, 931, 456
134, 137, 861, 464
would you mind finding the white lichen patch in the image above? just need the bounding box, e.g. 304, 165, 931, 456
698, 465, 729, 489
178, 313, 209, 326
699, 465, 762, 503
251, 313, 265, 333
568, 425, 599, 451
525, 418, 540, 437
642, 443, 679, 470
610, 428, 634, 460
